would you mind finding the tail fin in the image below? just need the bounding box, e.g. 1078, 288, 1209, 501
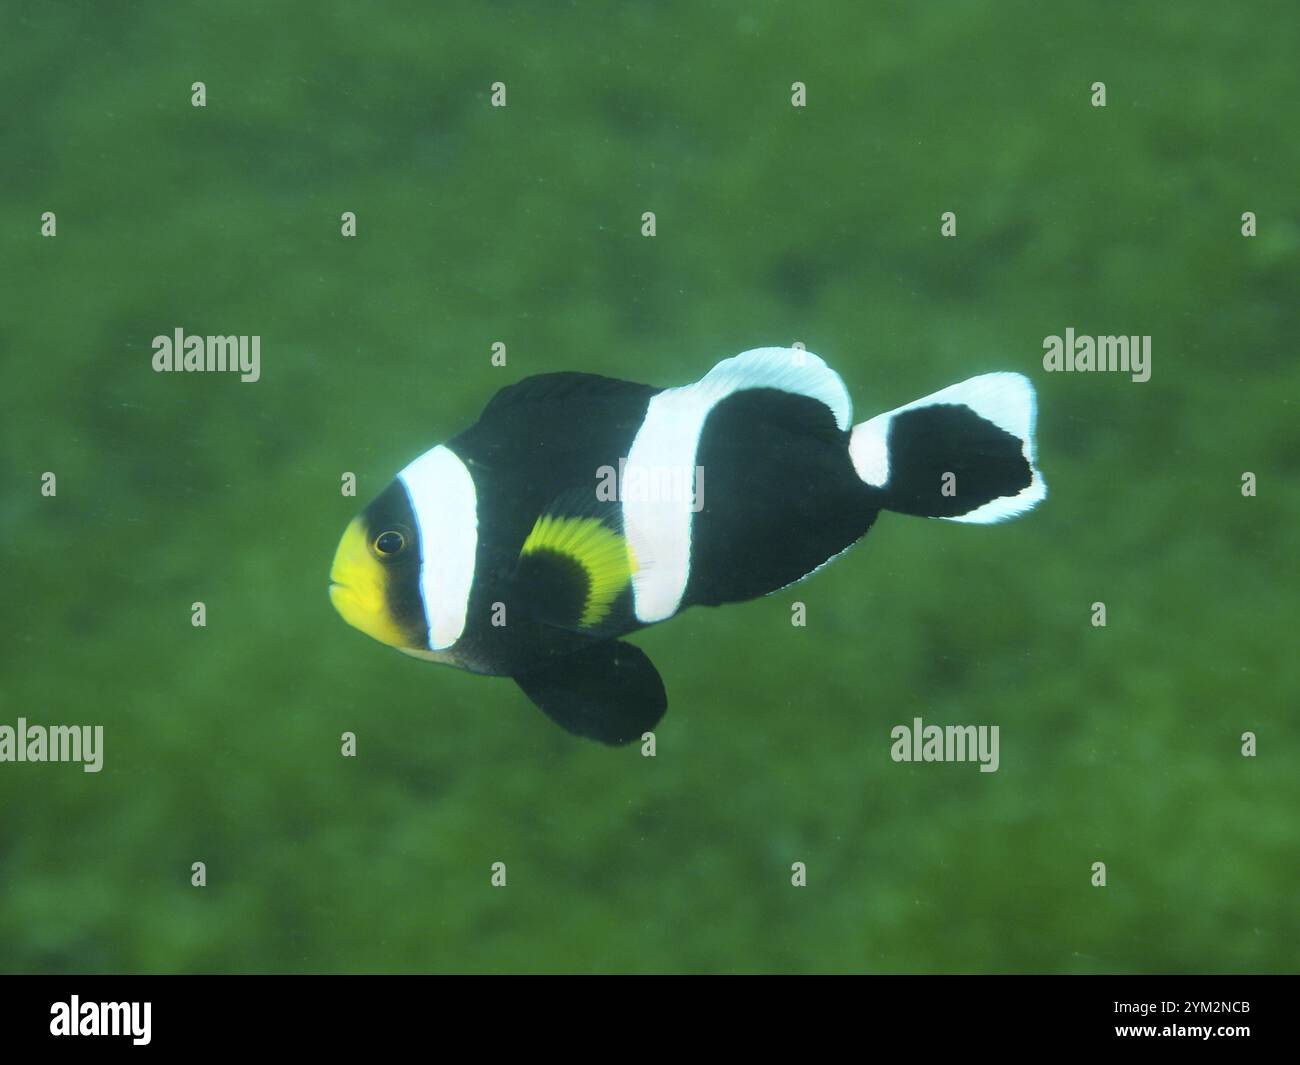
849, 372, 1045, 523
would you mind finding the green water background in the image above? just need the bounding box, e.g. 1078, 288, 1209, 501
2, 1, 1297, 973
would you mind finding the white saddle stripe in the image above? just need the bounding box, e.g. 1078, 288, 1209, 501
622, 348, 852, 622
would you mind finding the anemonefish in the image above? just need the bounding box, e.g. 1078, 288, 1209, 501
330, 348, 1045, 744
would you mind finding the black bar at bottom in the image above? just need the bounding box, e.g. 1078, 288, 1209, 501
0, 974, 1289, 1051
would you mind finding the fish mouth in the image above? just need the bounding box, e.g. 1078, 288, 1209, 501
329, 517, 411, 649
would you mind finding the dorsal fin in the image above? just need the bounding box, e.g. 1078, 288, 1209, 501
480, 372, 656, 420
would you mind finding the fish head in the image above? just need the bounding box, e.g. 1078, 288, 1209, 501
329, 479, 428, 651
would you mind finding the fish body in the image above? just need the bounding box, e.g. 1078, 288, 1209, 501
330, 348, 1045, 743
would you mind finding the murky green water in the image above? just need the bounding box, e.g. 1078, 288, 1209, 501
3, 1, 1296, 973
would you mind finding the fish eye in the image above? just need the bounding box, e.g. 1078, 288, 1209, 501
373, 530, 406, 557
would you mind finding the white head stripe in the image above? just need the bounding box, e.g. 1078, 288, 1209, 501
397, 445, 478, 650
623, 348, 852, 623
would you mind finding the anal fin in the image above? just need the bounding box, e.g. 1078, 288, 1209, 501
514, 640, 667, 745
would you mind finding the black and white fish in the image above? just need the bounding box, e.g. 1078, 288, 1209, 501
329, 348, 1045, 744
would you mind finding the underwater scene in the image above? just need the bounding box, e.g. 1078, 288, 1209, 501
2, 1, 1297, 974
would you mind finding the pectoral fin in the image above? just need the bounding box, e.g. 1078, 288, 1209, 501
513, 640, 667, 745
511, 487, 643, 635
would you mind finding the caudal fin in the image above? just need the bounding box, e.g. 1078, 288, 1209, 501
848, 372, 1046, 523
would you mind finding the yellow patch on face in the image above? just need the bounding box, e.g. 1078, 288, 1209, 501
329, 517, 410, 648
